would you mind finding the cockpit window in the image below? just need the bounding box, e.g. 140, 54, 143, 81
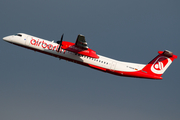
15, 33, 22, 37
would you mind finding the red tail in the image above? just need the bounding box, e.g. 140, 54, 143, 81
142, 50, 177, 78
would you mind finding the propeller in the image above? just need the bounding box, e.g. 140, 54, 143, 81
57, 34, 64, 52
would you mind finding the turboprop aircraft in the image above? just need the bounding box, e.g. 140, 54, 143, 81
3, 33, 177, 79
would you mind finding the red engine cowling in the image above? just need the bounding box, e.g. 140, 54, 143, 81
61, 41, 99, 58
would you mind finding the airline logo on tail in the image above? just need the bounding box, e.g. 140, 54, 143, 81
151, 56, 172, 74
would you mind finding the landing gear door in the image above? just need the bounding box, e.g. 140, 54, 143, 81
110, 61, 117, 71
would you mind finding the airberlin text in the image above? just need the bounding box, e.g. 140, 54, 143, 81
30, 38, 61, 52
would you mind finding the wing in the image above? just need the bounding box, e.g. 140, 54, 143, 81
75, 34, 88, 49
61, 34, 99, 58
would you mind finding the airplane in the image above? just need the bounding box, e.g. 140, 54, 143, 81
3, 33, 177, 79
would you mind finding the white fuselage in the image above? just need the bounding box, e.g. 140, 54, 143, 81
3, 33, 146, 77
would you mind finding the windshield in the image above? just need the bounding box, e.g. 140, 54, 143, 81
15, 33, 22, 37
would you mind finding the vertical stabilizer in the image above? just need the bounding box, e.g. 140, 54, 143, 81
142, 50, 177, 78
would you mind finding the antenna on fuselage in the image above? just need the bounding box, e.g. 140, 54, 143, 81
57, 34, 64, 52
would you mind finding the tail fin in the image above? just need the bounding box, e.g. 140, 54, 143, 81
142, 50, 177, 78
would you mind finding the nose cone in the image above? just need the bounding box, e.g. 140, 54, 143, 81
3, 36, 11, 42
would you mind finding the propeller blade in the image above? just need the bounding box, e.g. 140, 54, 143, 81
60, 34, 64, 43
57, 34, 64, 52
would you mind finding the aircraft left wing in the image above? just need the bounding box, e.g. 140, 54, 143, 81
61, 34, 99, 58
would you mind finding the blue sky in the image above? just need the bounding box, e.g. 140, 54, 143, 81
0, 0, 180, 120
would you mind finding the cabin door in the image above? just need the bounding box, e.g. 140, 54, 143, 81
25, 36, 30, 45
110, 61, 117, 71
